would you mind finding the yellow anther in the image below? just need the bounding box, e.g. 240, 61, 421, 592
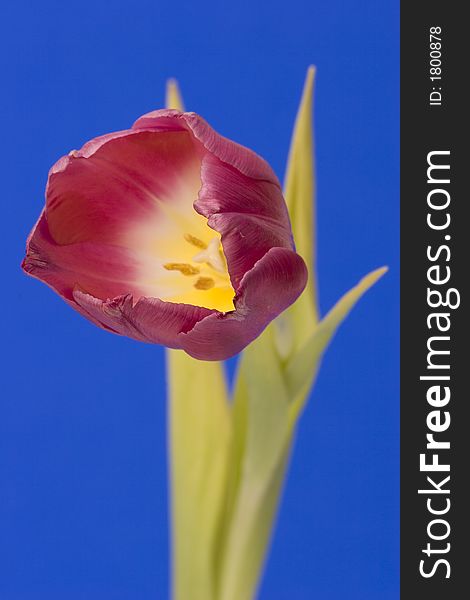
184, 233, 207, 249
164, 263, 200, 276
194, 277, 215, 290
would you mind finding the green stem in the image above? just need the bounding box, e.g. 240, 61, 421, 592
167, 349, 231, 600
215, 328, 294, 600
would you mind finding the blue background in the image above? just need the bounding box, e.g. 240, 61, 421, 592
1, 1, 399, 598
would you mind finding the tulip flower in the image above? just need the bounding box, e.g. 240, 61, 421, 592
22, 72, 387, 600
22, 110, 307, 360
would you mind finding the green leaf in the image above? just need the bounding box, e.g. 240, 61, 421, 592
215, 268, 387, 600
218, 67, 388, 600
216, 326, 293, 600
286, 266, 388, 421
276, 66, 318, 359
167, 350, 232, 600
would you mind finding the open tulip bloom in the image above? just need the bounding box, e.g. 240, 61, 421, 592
22, 70, 386, 600
23, 109, 307, 361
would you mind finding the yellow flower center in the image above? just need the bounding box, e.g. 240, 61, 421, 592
161, 231, 235, 312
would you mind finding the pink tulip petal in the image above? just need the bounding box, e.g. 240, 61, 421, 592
73, 289, 213, 349
195, 152, 289, 223
133, 110, 281, 184
207, 212, 292, 289
46, 128, 201, 245
22, 212, 145, 301
178, 247, 308, 360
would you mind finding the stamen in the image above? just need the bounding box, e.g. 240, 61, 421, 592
192, 238, 226, 273
164, 263, 200, 276
184, 233, 207, 249
194, 277, 215, 290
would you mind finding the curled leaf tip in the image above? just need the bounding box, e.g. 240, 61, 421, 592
363, 265, 389, 284
281, 65, 318, 348
166, 78, 185, 111
306, 64, 316, 83
298, 66, 315, 117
